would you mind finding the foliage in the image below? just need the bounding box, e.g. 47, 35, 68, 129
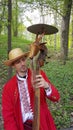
0, 35, 73, 129
20, 0, 64, 15
0, 35, 31, 58
43, 60, 73, 129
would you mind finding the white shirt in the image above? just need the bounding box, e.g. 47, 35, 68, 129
17, 74, 33, 123
17, 74, 52, 123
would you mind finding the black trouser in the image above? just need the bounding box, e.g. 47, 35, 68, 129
24, 120, 32, 130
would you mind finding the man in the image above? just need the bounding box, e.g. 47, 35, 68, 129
2, 48, 60, 130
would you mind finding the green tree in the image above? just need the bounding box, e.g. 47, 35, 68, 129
12, 0, 19, 37
60, 0, 72, 64
0, 0, 8, 34
7, 0, 12, 79
71, 5, 73, 48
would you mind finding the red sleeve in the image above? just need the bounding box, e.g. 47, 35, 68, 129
40, 70, 60, 102
2, 83, 18, 130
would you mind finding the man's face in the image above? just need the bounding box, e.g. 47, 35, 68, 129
13, 56, 28, 76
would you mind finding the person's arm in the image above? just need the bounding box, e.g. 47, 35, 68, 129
2, 84, 18, 130
41, 70, 60, 102
45, 83, 60, 102
34, 70, 60, 102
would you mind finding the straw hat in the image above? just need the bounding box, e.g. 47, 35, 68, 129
4, 48, 29, 66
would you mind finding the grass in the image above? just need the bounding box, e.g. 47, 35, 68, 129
43, 60, 73, 129
0, 35, 73, 129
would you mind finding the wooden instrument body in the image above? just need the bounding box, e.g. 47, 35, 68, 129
29, 34, 48, 130
27, 23, 58, 130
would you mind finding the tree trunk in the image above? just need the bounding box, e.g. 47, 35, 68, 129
13, 0, 18, 37
54, 11, 57, 50
8, 0, 12, 79
61, 0, 72, 64
71, 7, 73, 48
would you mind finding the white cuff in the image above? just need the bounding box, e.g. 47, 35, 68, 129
45, 85, 52, 96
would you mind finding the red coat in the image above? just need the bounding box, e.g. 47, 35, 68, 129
2, 69, 60, 130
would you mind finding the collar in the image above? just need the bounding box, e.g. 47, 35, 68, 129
17, 72, 28, 81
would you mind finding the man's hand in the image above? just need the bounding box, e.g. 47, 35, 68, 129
33, 75, 50, 89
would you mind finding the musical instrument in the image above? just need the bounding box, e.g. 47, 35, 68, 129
27, 23, 58, 130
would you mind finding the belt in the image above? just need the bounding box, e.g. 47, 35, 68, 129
24, 120, 32, 130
